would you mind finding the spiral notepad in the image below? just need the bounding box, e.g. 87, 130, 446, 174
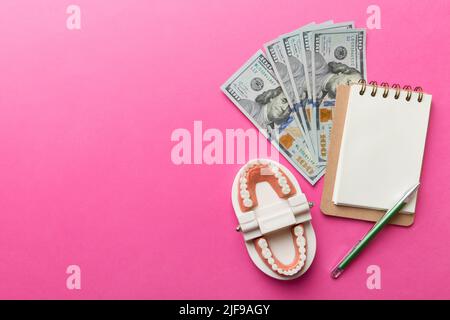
321, 82, 432, 226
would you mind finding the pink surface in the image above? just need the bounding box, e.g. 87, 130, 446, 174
0, 0, 449, 299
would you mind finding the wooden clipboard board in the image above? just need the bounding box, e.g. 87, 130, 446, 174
320, 85, 414, 227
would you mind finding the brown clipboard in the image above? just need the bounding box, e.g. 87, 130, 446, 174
320, 85, 414, 227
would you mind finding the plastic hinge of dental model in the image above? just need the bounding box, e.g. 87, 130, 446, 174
237, 193, 311, 241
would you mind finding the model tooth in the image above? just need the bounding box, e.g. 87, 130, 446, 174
240, 177, 247, 184
260, 159, 268, 165
257, 238, 267, 249
282, 187, 291, 195
294, 226, 304, 236
275, 172, 282, 178
240, 183, 247, 191
299, 246, 306, 255
262, 248, 272, 258
240, 190, 250, 198
296, 236, 306, 247
271, 264, 278, 271
301, 238, 306, 247
243, 198, 253, 208
300, 254, 306, 261
279, 183, 288, 189
278, 176, 287, 184
297, 236, 306, 247
268, 257, 275, 264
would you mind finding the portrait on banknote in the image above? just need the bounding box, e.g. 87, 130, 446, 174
238, 86, 294, 138
313, 51, 363, 105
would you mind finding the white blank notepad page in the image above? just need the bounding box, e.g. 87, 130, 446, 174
333, 85, 431, 213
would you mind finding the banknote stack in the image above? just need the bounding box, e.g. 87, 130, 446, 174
221, 21, 367, 185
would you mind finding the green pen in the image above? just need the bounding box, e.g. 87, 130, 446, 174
331, 182, 420, 279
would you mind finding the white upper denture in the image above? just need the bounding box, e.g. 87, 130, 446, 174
239, 162, 293, 207
239, 174, 253, 208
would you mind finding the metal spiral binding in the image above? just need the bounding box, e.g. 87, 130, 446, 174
357, 79, 424, 102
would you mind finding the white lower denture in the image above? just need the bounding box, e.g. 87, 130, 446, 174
255, 224, 307, 277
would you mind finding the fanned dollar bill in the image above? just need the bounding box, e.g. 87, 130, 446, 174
262, 38, 320, 167
311, 29, 367, 163
263, 36, 317, 157
279, 22, 333, 157
221, 50, 325, 185
298, 21, 355, 163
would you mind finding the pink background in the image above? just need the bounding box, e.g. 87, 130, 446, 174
0, 0, 449, 299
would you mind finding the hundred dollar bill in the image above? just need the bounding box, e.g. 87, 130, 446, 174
263, 22, 315, 113
299, 21, 354, 163
279, 22, 333, 157
221, 50, 325, 185
263, 37, 317, 157
311, 29, 367, 163
262, 39, 318, 162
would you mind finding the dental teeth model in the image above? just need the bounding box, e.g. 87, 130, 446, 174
232, 159, 317, 280
255, 225, 306, 276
